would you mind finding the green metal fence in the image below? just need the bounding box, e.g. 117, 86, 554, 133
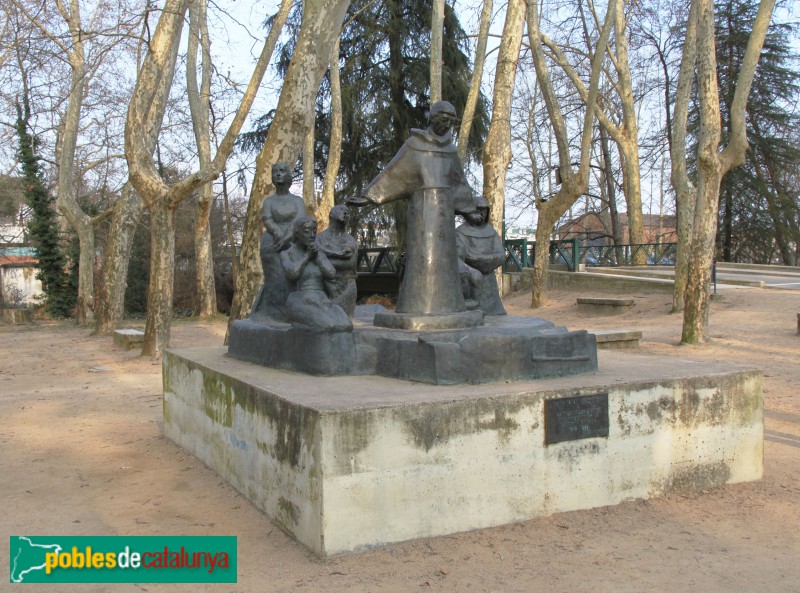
503, 241, 678, 272
354, 242, 678, 277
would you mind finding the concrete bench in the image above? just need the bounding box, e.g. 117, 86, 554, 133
1, 308, 33, 324
113, 328, 145, 350
591, 329, 642, 350
577, 297, 635, 315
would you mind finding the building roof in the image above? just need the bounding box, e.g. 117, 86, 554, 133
558, 211, 677, 232
0, 255, 38, 267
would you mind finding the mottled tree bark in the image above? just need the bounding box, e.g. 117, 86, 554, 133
481, 0, 525, 236
430, 0, 444, 104
227, 0, 351, 334
526, 0, 615, 307
52, 0, 92, 324
673, 0, 775, 343
94, 183, 143, 334
95, 9, 180, 335
670, 0, 698, 313
303, 112, 319, 223
187, 0, 217, 317
319, 36, 342, 229
457, 0, 492, 163
126, 0, 283, 357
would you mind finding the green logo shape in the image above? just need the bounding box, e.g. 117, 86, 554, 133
10, 536, 237, 583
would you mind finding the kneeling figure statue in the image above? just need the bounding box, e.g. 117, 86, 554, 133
281, 216, 353, 332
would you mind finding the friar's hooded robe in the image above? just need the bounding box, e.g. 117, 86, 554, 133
362, 127, 476, 315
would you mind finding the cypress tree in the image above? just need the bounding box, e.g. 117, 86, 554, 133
15, 99, 75, 317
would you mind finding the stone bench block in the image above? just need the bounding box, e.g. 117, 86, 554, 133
577, 297, 635, 315
1, 308, 33, 324
113, 328, 145, 350
591, 329, 642, 350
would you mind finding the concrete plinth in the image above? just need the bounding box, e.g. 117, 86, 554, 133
163, 348, 763, 557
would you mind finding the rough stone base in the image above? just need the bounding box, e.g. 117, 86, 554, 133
163, 348, 763, 557
374, 309, 484, 330
227, 315, 598, 385
228, 320, 358, 375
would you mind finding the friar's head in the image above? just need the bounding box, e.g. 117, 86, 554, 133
428, 101, 458, 136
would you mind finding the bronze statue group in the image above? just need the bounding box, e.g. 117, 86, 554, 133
251, 101, 505, 333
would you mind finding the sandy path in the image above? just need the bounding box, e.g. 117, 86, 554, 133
1, 287, 799, 592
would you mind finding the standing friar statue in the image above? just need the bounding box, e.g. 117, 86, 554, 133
348, 101, 483, 330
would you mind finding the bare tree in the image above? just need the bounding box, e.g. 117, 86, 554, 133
457, 0, 493, 163
186, 0, 216, 317
303, 111, 318, 223
430, 0, 445, 104
527, 0, 615, 307
671, 0, 776, 343
125, 0, 286, 357
7, 0, 142, 324
319, 36, 343, 228
228, 0, 352, 331
482, 0, 526, 235
539, 0, 646, 264
95, 3, 178, 335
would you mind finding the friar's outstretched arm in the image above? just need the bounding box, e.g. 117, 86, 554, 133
349, 143, 418, 207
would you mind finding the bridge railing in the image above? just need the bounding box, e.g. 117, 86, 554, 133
357, 247, 401, 275
355, 242, 678, 277
502, 241, 678, 273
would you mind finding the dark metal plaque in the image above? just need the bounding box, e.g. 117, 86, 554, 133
545, 393, 609, 445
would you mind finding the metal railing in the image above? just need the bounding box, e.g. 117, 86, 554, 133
502, 241, 678, 273
356, 242, 678, 276
356, 247, 401, 276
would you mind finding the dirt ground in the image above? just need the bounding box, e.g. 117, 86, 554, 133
1, 285, 799, 593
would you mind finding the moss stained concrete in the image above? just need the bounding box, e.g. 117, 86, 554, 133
163, 347, 763, 556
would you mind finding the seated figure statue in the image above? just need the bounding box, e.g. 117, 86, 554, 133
280, 216, 353, 332
316, 204, 358, 316
456, 196, 507, 316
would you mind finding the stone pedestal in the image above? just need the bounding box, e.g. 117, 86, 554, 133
163, 348, 763, 556
227, 315, 598, 385
228, 320, 357, 375
373, 309, 484, 330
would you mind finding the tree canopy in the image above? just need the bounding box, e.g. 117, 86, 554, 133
240, 0, 490, 203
